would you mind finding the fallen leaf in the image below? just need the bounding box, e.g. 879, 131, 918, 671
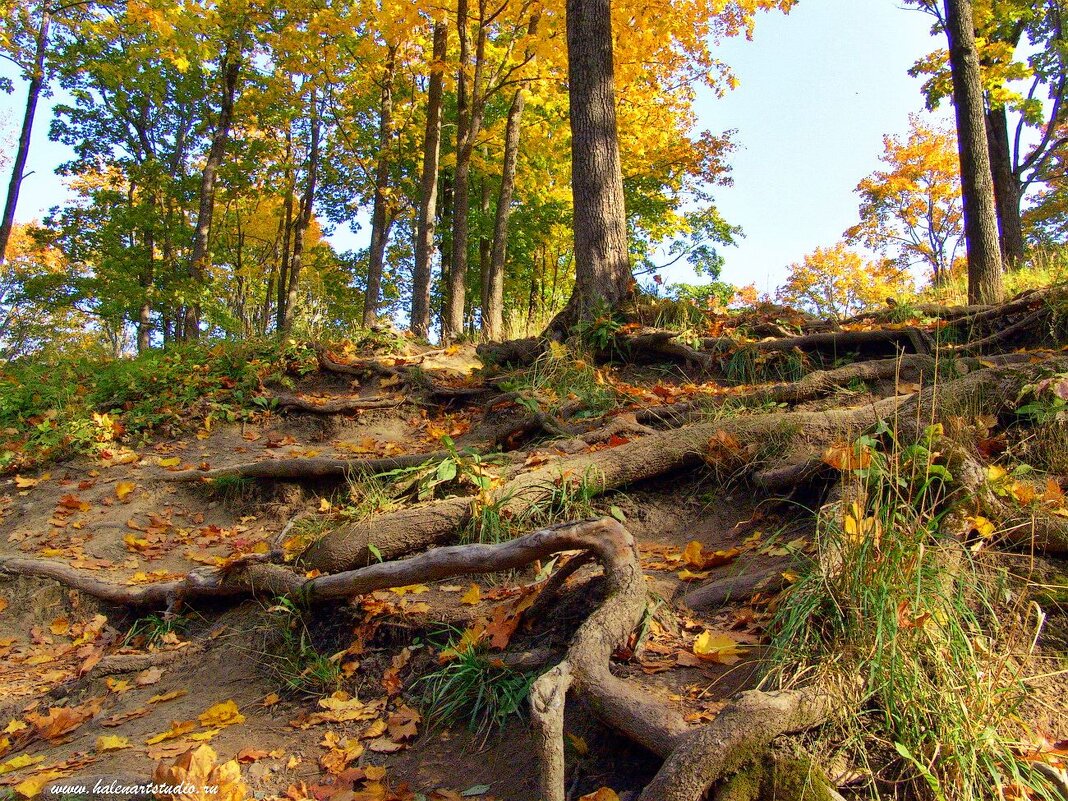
136, 667, 163, 686
197, 700, 245, 729
691, 631, 746, 665
115, 481, 136, 501
459, 584, 481, 605
96, 735, 130, 752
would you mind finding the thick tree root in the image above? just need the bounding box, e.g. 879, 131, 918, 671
272, 392, 403, 414
304, 362, 1057, 572
316, 347, 493, 400
637, 684, 842, 801
164, 450, 457, 483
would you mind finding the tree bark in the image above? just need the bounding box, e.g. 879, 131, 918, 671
280, 90, 321, 334
484, 14, 540, 342
0, 11, 49, 267
363, 46, 398, 328
547, 0, 633, 336
275, 126, 296, 332
943, 0, 1004, 304
985, 105, 1025, 268
442, 0, 473, 342
411, 21, 448, 340
183, 45, 242, 339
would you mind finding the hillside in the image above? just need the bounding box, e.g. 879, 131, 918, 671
0, 292, 1066, 801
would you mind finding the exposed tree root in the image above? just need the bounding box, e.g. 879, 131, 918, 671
702, 326, 934, 359
637, 684, 843, 801
164, 450, 457, 483
944, 443, 1068, 554
316, 346, 493, 401
272, 392, 403, 414
682, 568, 790, 612
304, 361, 1058, 572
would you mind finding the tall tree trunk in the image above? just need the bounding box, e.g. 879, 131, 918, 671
484, 91, 525, 341
984, 105, 1025, 268
477, 171, 491, 326
437, 170, 454, 337
443, 0, 488, 341
276, 127, 296, 332
363, 46, 398, 328
484, 14, 541, 342
943, 0, 1003, 304
547, 0, 633, 335
411, 21, 448, 340
0, 11, 49, 266
443, 0, 473, 342
138, 227, 154, 352
183, 45, 242, 340
281, 91, 322, 334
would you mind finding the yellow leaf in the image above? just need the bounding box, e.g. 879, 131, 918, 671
145, 720, 197, 744
49, 617, 70, 636
198, 700, 245, 729
986, 465, 1008, 483
115, 481, 136, 500
261, 693, 280, 708
967, 516, 996, 539
692, 631, 746, 665
3, 720, 27, 735
105, 677, 132, 693
677, 568, 711, 581
0, 754, 44, 775
157, 457, 181, 468
566, 733, 589, 756
390, 584, 429, 596
459, 584, 481, 605
548, 340, 568, 361
319, 498, 332, 513
579, 790, 620, 801
14, 770, 66, 798
682, 541, 704, 568
96, 735, 130, 752
14, 475, 39, 489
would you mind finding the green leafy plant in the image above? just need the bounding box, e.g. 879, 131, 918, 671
123, 612, 189, 649
417, 637, 536, 737
257, 597, 342, 697
766, 425, 1058, 801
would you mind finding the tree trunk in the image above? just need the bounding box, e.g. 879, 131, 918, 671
138, 227, 154, 352
547, 0, 633, 336
443, 0, 473, 342
985, 105, 1025, 268
0, 11, 49, 266
183, 46, 242, 339
943, 0, 1004, 304
411, 21, 448, 340
281, 91, 321, 335
484, 13, 540, 342
363, 46, 399, 328
484, 89, 526, 341
275, 127, 296, 332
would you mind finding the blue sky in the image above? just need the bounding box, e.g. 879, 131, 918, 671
1, 0, 948, 294
693, 0, 949, 294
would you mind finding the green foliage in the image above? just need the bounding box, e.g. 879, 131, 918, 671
123, 612, 189, 649
257, 597, 342, 698
724, 346, 808, 386
417, 637, 536, 736
766, 423, 1057, 801
0, 338, 308, 471
500, 344, 617, 420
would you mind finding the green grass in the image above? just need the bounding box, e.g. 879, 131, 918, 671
123, 612, 190, 649
255, 597, 342, 698
765, 424, 1059, 801
0, 337, 315, 471
417, 639, 536, 737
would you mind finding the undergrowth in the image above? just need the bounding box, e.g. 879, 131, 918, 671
417, 634, 535, 737
0, 338, 317, 472
766, 422, 1058, 801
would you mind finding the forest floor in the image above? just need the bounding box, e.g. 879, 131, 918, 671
0, 294, 1067, 801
